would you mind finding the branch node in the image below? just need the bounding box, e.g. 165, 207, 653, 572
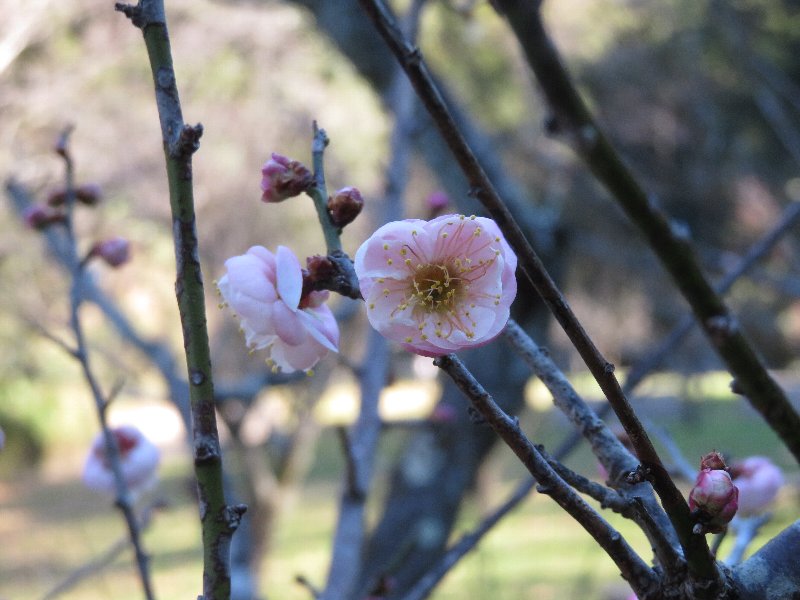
625, 464, 653, 485
224, 503, 248, 532
114, 1, 165, 29
169, 123, 204, 160
705, 314, 739, 346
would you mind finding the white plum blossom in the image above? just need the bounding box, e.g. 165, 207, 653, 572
354, 214, 517, 357
82, 425, 160, 496
217, 245, 339, 373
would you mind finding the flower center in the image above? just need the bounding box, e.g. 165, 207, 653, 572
411, 263, 461, 312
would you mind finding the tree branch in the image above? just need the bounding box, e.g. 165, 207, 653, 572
490, 0, 800, 468
433, 354, 658, 597
115, 2, 242, 598
357, 0, 718, 587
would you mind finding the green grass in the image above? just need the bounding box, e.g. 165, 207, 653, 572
1, 379, 797, 599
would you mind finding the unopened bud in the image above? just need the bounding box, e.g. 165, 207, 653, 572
90, 237, 131, 267
76, 183, 103, 205
699, 451, 728, 472
327, 186, 364, 228
260, 153, 314, 203
689, 468, 738, 533
426, 191, 450, 218
23, 204, 65, 229
47, 183, 103, 207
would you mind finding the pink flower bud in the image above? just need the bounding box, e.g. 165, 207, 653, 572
47, 184, 102, 207
75, 183, 103, 205
699, 450, 728, 472
82, 425, 161, 496
90, 237, 131, 267
327, 186, 364, 227
689, 468, 738, 533
426, 191, 450, 218
731, 456, 783, 516
260, 153, 314, 203
23, 204, 65, 229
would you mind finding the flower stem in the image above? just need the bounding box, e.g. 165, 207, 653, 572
309, 122, 343, 254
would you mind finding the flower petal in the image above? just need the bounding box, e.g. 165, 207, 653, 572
272, 301, 307, 346
276, 245, 303, 310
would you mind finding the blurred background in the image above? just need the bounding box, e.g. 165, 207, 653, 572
1, 0, 799, 598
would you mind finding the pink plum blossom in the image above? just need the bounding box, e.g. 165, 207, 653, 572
217, 245, 339, 373
731, 456, 784, 516
354, 214, 517, 357
260, 153, 314, 203
82, 425, 160, 496
689, 468, 739, 533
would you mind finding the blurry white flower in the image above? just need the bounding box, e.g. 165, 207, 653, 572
82, 425, 160, 497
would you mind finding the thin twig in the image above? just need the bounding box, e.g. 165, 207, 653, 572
490, 0, 800, 474
114, 2, 242, 598
356, 0, 712, 584
401, 478, 536, 600
41, 503, 160, 600
725, 514, 772, 566
434, 354, 658, 596
308, 122, 342, 254
54, 129, 155, 600
501, 319, 683, 569
322, 6, 425, 597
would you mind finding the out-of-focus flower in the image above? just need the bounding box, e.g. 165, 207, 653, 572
82, 425, 160, 496
689, 467, 738, 533
23, 204, 65, 230
731, 456, 783, 516
327, 186, 364, 228
0, 427, 5, 451
425, 191, 450, 218
89, 237, 131, 267
217, 245, 339, 373
354, 214, 517, 357
260, 153, 314, 203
